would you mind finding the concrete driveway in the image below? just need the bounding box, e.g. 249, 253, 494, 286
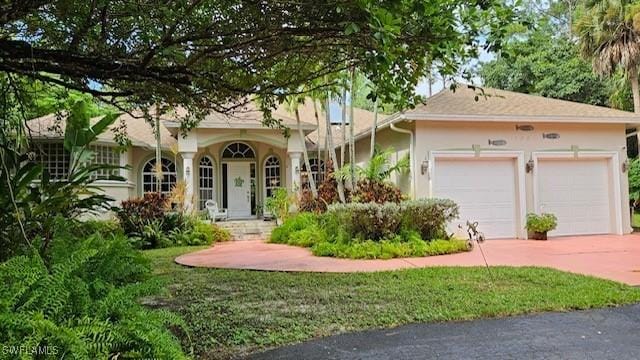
175, 234, 640, 285
247, 304, 640, 360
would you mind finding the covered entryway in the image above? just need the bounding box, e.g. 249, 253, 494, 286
534, 152, 623, 236
431, 152, 525, 239
221, 142, 257, 219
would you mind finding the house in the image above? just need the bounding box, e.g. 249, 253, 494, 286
28, 87, 640, 239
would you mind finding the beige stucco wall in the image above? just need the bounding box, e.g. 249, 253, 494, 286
345, 123, 413, 195
413, 120, 631, 234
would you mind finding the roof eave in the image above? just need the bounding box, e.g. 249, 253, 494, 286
402, 113, 640, 124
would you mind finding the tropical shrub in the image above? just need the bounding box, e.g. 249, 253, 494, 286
526, 213, 558, 233
76, 219, 124, 238
117, 193, 171, 236
0, 235, 188, 359
628, 157, 640, 207
270, 200, 467, 259
402, 199, 459, 240
264, 187, 291, 221
351, 179, 405, 204
0, 100, 123, 261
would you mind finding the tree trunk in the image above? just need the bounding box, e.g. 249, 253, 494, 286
340, 88, 347, 168
154, 104, 162, 194
325, 97, 346, 202
348, 68, 356, 189
370, 97, 378, 160
631, 67, 640, 114
313, 100, 322, 179
296, 108, 318, 197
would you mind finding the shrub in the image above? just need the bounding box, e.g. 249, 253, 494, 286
311, 237, 469, 259
270, 212, 318, 243
351, 179, 405, 204
401, 199, 459, 240
526, 213, 558, 233
325, 202, 403, 241
116, 193, 171, 236
265, 187, 291, 221
76, 219, 124, 238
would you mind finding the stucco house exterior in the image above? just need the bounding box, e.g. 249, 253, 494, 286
28, 87, 640, 239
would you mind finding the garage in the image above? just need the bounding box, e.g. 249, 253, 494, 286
432, 157, 520, 239
536, 158, 614, 236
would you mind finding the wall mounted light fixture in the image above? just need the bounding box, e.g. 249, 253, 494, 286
185, 166, 191, 177
526, 159, 534, 173
421, 160, 429, 175
623, 159, 629, 173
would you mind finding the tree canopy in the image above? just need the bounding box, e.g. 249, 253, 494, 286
1, 0, 511, 125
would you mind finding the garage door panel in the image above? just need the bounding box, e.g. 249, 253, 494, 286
537, 159, 611, 236
433, 159, 517, 239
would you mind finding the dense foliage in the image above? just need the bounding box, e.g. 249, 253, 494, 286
271, 199, 463, 259
0, 100, 122, 261
0, 231, 189, 359
116, 193, 230, 249
1, 0, 512, 121
629, 158, 640, 205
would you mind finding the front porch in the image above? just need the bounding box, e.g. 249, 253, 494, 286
172, 125, 316, 216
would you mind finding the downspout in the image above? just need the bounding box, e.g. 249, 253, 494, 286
389, 122, 415, 198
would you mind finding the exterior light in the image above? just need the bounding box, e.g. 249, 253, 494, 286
526, 159, 534, 173
488, 139, 507, 146
543, 133, 560, 139
516, 125, 534, 131
623, 159, 629, 173
185, 166, 191, 176
294, 165, 299, 174
421, 160, 429, 175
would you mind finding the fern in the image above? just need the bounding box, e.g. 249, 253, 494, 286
0, 236, 189, 359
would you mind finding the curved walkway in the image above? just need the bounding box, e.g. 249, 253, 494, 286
175, 234, 640, 285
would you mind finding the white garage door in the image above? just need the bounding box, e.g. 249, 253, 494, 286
433, 158, 517, 239
537, 159, 611, 236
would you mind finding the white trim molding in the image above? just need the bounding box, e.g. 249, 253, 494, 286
429, 150, 527, 239
531, 151, 624, 235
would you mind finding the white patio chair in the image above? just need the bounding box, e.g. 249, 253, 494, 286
205, 200, 228, 222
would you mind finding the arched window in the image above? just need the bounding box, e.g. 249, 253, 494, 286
264, 156, 281, 198
142, 158, 177, 194
199, 156, 215, 210
222, 142, 255, 159
302, 158, 324, 188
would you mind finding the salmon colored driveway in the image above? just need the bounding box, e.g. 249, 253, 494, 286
175, 234, 640, 285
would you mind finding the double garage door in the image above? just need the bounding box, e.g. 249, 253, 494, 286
432, 156, 616, 239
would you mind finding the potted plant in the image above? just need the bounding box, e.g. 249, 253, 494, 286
526, 213, 558, 240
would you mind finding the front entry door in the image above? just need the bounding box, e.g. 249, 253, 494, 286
226, 162, 252, 218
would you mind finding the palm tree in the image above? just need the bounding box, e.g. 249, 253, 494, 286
370, 96, 378, 160
285, 96, 318, 197
348, 68, 356, 189
340, 87, 347, 168
576, 0, 640, 112
323, 96, 346, 202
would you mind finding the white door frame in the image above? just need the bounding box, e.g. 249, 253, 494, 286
223, 161, 256, 219
532, 151, 623, 235
428, 150, 527, 239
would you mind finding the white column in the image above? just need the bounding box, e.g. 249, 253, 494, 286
182, 152, 196, 211
289, 151, 302, 194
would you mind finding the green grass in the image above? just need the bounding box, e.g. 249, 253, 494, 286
145, 247, 640, 360
633, 213, 640, 227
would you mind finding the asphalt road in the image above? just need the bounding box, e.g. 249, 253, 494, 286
248, 304, 640, 360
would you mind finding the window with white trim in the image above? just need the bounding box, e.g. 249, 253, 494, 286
89, 145, 120, 179
222, 142, 255, 159
33, 142, 70, 180
142, 158, 177, 194
264, 156, 281, 198
199, 156, 215, 210
301, 158, 324, 188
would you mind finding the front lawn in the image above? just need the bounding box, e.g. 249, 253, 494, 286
145, 247, 640, 360
633, 213, 640, 228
